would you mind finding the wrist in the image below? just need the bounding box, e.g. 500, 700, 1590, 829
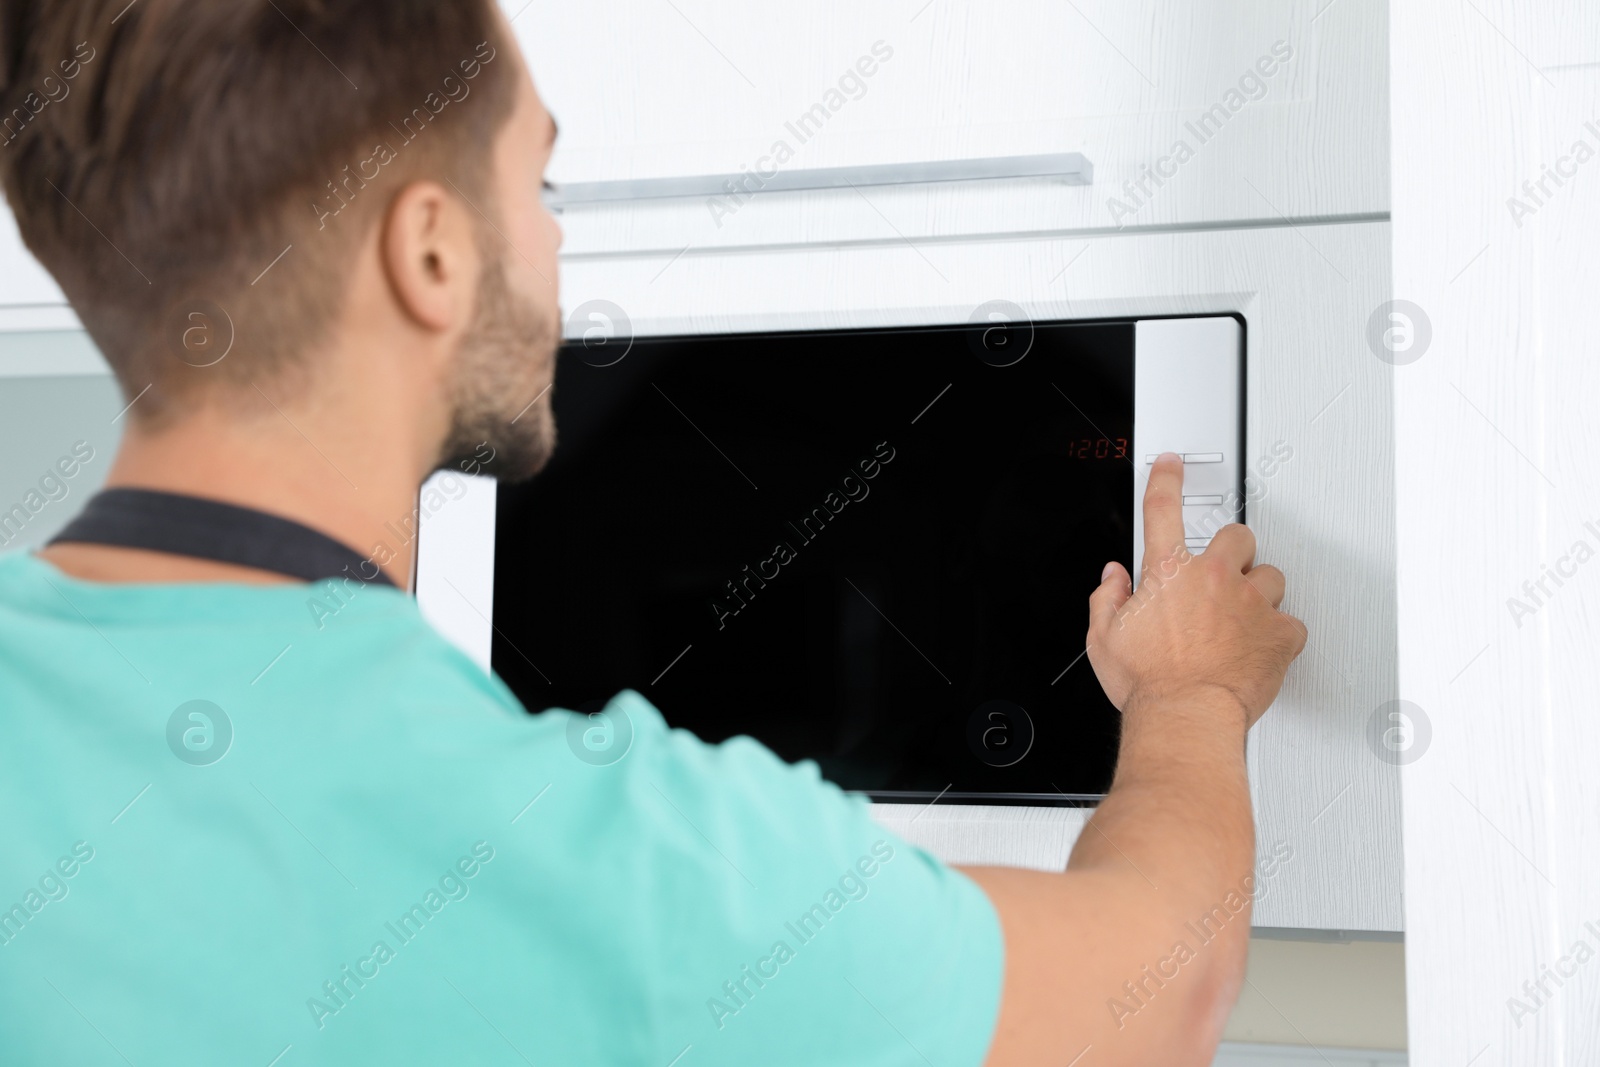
1115, 683, 1253, 783
1124, 682, 1251, 731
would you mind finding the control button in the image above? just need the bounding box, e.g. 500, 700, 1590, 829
1183, 452, 1224, 464
1183, 494, 1225, 506
1185, 537, 1210, 550
1144, 454, 1160, 464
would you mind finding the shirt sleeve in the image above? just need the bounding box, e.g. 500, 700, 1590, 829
581, 689, 1005, 1067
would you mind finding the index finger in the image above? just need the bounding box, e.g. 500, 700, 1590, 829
1142, 452, 1186, 565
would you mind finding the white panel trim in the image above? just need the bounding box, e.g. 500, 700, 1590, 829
1133, 316, 1244, 577
871, 803, 1092, 872
414, 472, 497, 672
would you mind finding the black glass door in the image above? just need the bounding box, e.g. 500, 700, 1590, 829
492, 319, 1134, 801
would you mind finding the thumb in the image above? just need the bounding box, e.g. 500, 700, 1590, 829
1088, 560, 1133, 637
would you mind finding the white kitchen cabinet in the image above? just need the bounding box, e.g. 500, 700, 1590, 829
505, 0, 1387, 256
549, 217, 1401, 932
0, 200, 67, 307
496, 0, 1399, 932
1, 1, 1390, 306
1393, 0, 1600, 1063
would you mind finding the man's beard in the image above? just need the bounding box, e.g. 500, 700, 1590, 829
437, 250, 559, 483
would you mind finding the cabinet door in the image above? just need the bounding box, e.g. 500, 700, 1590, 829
504, 0, 1387, 254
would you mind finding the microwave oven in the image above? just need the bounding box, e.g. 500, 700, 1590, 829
419, 314, 1243, 802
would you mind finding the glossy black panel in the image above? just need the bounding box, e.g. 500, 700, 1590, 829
493, 320, 1135, 802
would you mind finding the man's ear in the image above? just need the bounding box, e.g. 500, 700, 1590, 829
380, 180, 477, 333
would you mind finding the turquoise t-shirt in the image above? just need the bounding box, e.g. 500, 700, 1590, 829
0, 552, 1002, 1065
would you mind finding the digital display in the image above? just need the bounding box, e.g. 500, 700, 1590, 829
1067, 437, 1130, 460
492, 319, 1135, 802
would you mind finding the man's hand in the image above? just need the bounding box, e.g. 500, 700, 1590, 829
1087, 452, 1307, 728
966, 452, 1309, 1067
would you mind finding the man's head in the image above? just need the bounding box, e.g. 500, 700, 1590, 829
0, 0, 562, 481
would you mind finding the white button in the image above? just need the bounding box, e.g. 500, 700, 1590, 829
1183, 452, 1224, 464
1185, 537, 1210, 550
1184, 495, 1225, 506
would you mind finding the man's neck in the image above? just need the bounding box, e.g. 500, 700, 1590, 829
37, 388, 435, 589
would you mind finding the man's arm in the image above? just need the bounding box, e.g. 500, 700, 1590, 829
962, 453, 1307, 1067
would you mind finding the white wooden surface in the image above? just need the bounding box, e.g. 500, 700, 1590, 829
1392, 1, 1600, 1064
559, 219, 1402, 932
506, 0, 1387, 257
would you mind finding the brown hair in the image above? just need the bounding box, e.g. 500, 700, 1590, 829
0, 0, 516, 419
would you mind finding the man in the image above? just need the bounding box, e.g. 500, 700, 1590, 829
0, 2, 1306, 1064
